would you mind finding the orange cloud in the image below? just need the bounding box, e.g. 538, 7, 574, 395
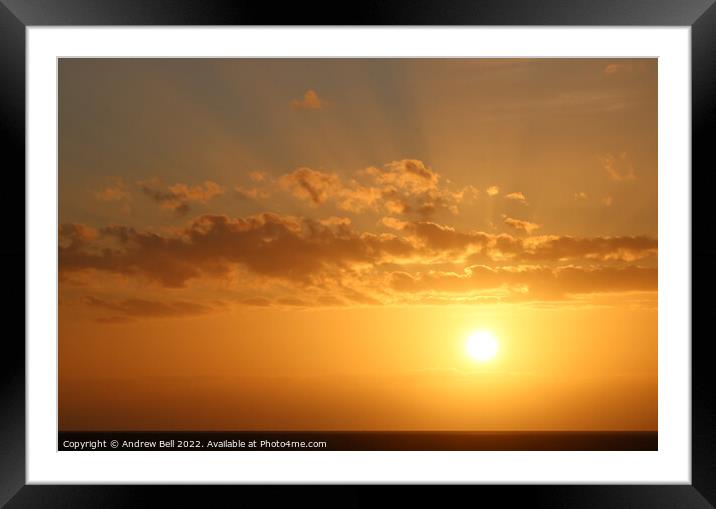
381, 217, 408, 230
59, 223, 97, 244
319, 216, 352, 227
94, 177, 129, 202
390, 265, 656, 301
601, 153, 636, 182
486, 186, 500, 196
368, 159, 439, 194
139, 179, 224, 214
235, 185, 269, 201
518, 234, 656, 262
59, 213, 414, 288
291, 89, 323, 110
59, 213, 657, 308
278, 167, 341, 206
505, 192, 527, 203
504, 217, 540, 234
248, 171, 266, 182
85, 296, 221, 322
336, 184, 382, 213
604, 63, 633, 75
405, 221, 489, 253
240, 297, 273, 307
277, 160, 466, 218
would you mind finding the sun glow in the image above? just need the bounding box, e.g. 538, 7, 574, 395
466, 330, 499, 362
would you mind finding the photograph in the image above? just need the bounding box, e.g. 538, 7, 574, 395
57, 57, 658, 451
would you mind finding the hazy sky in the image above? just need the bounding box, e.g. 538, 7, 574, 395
58, 59, 657, 432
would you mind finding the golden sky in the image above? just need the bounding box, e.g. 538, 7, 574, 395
58, 59, 657, 431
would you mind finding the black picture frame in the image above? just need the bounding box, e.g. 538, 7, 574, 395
1, 0, 712, 505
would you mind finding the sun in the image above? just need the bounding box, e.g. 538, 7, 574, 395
465, 330, 499, 362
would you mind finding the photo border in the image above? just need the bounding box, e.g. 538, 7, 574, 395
2, 0, 713, 505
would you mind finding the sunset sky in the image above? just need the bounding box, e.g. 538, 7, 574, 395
58, 59, 657, 432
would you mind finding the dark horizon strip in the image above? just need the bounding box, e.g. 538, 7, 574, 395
58, 431, 658, 451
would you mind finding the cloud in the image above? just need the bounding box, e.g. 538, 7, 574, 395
291, 89, 323, 110
60, 215, 657, 308
504, 217, 540, 234
85, 296, 220, 322
604, 63, 633, 76
319, 216, 352, 227
486, 186, 500, 196
276, 297, 310, 307
94, 177, 129, 202
574, 192, 588, 200
390, 265, 657, 301
505, 192, 527, 203
239, 290, 379, 309
367, 159, 439, 194
452, 185, 479, 202
240, 297, 272, 307
248, 171, 266, 182
59, 224, 98, 246
336, 184, 382, 213
139, 179, 224, 214
404, 221, 489, 253
277, 160, 467, 218
370, 160, 459, 217
602, 196, 614, 207
601, 153, 636, 182
278, 167, 341, 206
59, 213, 414, 288
235, 185, 269, 201
517, 234, 656, 263
399, 220, 656, 264
381, 217, 409, 230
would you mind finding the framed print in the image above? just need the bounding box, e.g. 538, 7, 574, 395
2, 0, 713, 506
